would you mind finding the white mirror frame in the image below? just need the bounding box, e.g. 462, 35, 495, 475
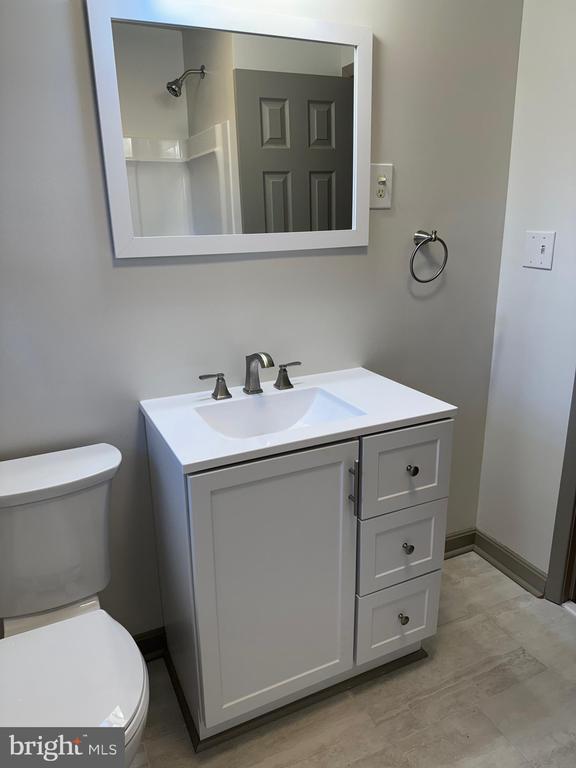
86, 0, 372, 259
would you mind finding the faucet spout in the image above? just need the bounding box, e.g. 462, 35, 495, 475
244, 352, 275, 394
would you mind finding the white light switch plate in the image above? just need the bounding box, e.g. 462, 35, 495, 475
370, 163, 393, 209
523, 231, 556, 270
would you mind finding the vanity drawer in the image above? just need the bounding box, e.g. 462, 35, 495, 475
357, 499, 447, 595
360, 420, 453, 519
355, 571, 441, 665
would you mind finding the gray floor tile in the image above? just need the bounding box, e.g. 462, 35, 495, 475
142, 553, 574, 768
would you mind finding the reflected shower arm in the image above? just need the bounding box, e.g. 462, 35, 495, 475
179, 65, 206, 82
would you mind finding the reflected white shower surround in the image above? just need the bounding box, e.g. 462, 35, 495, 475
125, 122, 238, 236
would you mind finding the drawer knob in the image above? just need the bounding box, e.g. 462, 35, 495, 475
406, 464, 420, 477
398, 613, 410, 626
402, 542, 415, 554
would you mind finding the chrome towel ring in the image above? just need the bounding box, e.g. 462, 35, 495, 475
410, 230, 448, 283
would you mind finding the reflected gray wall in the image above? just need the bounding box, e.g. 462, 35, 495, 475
0, 0, 522, 633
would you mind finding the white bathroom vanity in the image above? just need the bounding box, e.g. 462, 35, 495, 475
140, 368, 456, 745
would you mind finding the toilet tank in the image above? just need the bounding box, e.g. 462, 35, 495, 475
0, 444, 121, 618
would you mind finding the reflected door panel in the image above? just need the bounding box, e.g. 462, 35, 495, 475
234, 70, 353, 233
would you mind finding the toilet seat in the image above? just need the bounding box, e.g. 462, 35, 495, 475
0, 609, 147, 735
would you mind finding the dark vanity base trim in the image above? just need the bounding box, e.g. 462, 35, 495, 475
164, 647, 428, 752
444, 529, 547, 597
134, 626, 166, 661
163, 651, 202, 750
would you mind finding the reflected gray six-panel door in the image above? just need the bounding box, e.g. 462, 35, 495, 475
234, 69, 353, 233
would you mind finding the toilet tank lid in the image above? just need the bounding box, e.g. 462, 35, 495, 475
0, 444, 122, 508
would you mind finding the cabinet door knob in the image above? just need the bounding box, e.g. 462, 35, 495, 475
398, 613, 410, 626
402, 542, 415, 554
406, 464, 420, 477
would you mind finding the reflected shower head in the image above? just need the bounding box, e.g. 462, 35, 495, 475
166, 79, 183, 97
166, 65, 206, 97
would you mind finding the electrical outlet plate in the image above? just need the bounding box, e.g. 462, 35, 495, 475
370, 163, 393, 209
523, 231, 556, 270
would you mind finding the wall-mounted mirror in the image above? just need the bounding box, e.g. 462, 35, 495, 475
87, 2, 372, 258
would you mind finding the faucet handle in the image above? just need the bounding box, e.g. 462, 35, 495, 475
274, 361, 302, 390
199, 373, 232, 401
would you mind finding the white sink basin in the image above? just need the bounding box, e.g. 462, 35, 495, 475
195, 387, 365, 439
140, 368, 458, 473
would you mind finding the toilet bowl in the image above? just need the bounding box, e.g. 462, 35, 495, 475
0, 609, 149, 765
0, 444, 149, 766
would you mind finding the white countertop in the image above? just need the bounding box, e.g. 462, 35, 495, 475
140, 367, 457, 474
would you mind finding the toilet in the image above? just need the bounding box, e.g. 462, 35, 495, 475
0, 444, 149, 766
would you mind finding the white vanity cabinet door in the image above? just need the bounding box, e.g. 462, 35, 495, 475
355, 571, 441, 665
357, 499, 447, 595
361, 420, 453, 519
188, 441, 358, 729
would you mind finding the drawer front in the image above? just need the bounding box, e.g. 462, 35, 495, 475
360, 420, 453, 519
355, 571, 441, 665
357, 499, 447, 595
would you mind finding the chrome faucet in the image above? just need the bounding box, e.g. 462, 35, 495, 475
243, 352, 275, 394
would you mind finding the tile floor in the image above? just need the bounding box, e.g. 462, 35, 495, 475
140, 552, 576, 768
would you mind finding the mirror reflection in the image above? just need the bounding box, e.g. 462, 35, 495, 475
112, 22, 355, 236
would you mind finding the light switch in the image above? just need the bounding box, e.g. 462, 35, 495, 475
370, 163, 393, 209
523, 231, 556, 270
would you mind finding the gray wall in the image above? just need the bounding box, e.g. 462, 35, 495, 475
0, 0, 522, 634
